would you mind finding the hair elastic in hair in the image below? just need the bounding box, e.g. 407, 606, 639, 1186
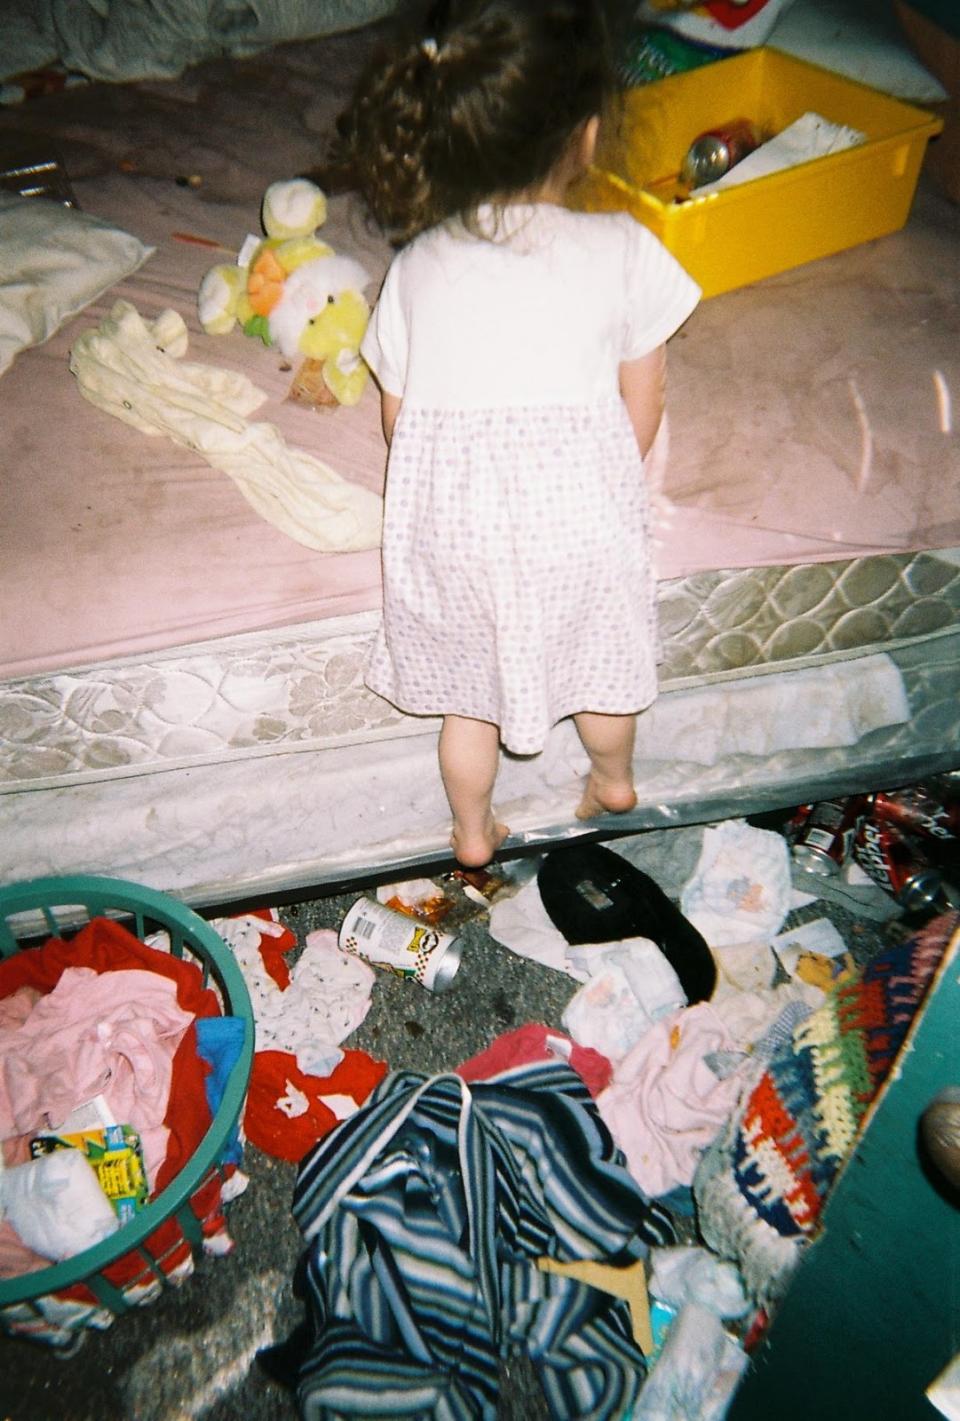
421, 37, 440, 60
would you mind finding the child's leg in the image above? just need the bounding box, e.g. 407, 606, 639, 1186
573, 711, 638, 819
438, 714, 509, 867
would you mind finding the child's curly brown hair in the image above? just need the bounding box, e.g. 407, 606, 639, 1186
333, 0, 614, 243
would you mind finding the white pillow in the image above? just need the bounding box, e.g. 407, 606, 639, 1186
0, 193, 154, 377
768, 0, 948, 102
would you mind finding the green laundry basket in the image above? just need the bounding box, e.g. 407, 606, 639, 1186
0, 875, 255, 1347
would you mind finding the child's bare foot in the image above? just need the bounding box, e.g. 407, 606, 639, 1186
450, 817, 510, 868
576, 774, 638, 820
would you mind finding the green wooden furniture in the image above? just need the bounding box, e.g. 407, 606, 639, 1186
729, 924, 960, 1421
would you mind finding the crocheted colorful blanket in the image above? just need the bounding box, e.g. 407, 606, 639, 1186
695, 910, 957, 1306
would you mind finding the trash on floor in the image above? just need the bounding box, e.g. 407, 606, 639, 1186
632, 1301, 748, 1421
456, 1023, 613, 1098
595, 1000, 760, 1198
560, 937, 686, 1061
787, 780, 960, 913
205, 911, 387, 1164
538, 842, 716, 1003
243, 1048, 386, 1163
249, 776, 959, 1418
375, 876, 455, 923
771, 915, 856, 988
680, 820, 795, 949
339, 895, 463, 991
214, 913, 375, 1074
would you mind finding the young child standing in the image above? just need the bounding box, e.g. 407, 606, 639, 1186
338, 0, 700, 867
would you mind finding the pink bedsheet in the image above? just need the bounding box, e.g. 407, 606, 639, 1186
2, 28, 958, 680
1, 172, 390, 679
663, 201, 960, 572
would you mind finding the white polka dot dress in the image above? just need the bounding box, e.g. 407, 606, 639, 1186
360, 204, 700, 755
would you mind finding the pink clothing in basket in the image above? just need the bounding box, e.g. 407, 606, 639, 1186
0, 965, 194, 1182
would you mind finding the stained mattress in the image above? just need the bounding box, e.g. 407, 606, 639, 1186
3, 548, 959, 794
3, 630, 958, 905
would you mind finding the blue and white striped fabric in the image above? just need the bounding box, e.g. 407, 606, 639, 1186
292, 1061, 676, 1420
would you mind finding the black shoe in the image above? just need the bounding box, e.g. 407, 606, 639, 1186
537, 842, 716, 1003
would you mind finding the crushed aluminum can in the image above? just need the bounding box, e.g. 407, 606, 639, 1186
869, 783, 960, 844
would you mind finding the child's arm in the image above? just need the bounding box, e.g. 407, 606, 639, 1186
619, 345, 666, 460
381, 391, 402, 446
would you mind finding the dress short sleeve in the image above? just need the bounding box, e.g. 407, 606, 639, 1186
619, 216, 701, 362
360, 251, 408, 397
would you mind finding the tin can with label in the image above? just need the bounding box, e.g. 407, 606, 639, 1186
338, 897, 462, 992
681, 118, 759, 188
869, 784, 960, 843
788, 796, 867, 876
852, 818, 949, 914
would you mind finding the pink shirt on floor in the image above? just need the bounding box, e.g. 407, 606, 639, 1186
597, 1002, 750, 1197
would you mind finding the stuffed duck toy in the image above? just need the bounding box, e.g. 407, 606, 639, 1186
197, 178, 371, 406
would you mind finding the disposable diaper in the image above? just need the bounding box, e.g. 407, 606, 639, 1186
1, 1148, 119, 1262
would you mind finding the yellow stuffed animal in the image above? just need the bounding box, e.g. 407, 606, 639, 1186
197, 178, 371, 406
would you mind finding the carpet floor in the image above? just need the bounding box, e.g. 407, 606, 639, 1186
0, 823, 916, 1421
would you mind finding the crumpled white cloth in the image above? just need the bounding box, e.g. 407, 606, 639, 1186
213, 917, 374, 1075
632, 1301, 748, 1421
680, 820, 794, 948
709, 938, 778, 996
487, 876, 590, 981
0, 1148, 119, 1263
710, 980, 823, 1054
649, 1245, 750, 1321
562, 938, 686, 1063
69, 300, 382, 553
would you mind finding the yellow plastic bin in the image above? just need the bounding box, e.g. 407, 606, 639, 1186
569, 47, 943, 297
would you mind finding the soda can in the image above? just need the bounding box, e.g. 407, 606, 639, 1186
852, 818, 949, 914
788, 797, 867, 876
869, 783, 960, 843
338, 897, 462, 992
681, 118, 759, 188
